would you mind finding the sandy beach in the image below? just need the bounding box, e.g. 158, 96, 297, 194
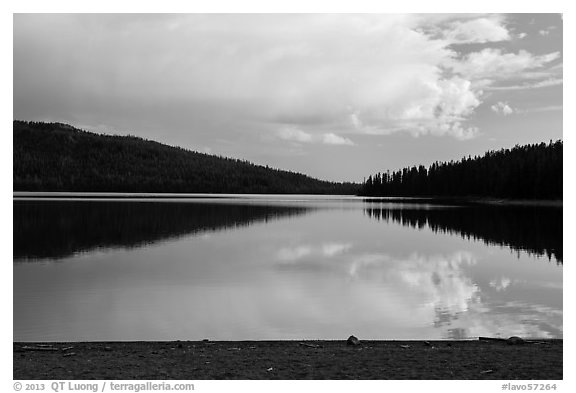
14, 339, 562, 380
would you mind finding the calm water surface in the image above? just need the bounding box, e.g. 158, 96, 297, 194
13, 195, 562, 341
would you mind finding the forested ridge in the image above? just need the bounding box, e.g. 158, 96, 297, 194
13, 121, 359, 194
13, 121, 562, 199
361, 141, 562, 199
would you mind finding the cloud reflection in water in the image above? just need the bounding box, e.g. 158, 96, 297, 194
272, 243, 561, 339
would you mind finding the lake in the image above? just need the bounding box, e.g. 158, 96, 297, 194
13, 195, 562, 342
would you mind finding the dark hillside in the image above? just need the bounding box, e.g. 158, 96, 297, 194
13, 121, 359, 194
361, 141, 562, 200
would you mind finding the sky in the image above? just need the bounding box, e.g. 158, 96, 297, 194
13, 13, 563, 182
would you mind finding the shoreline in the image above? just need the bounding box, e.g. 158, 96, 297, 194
14, 339, 563, 380
13, 192, 563, 207
362, 197, 562, 207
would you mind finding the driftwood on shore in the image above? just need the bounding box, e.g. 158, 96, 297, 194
478, 337, 550, 345
21, 345, 76, 352
298, 342, 321, 348
21, 346, 59, 352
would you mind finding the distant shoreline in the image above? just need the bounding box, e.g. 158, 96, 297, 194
12, 191, 358, 199
13, 191, 562, 207
14, 339, 563, 380
362, 196, 563, 207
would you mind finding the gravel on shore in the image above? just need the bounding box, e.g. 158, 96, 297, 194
14, 339, 563, 380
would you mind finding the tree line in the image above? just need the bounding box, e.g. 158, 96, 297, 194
13, 121, 359, 194
361, 140, 562, 199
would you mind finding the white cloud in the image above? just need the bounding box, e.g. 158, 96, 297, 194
277, 127, 354, 146
539, 29, 550, 36
277, 127, 313, 143
14, 14, 487, 141
450, 49, 560, 81
486, 77, 563, 91
442, 16, 510, 44
487, 103, 562, 116
517, 105, 563, 114
321, 133, 354, 146
13, 14, 562, 145
491, 101, 515, 116
522, 78, 563, 88
347, 75, 482, 139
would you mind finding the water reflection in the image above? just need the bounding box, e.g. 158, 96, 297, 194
13, 200, 311, 261
276, 243, 353, 263
364, 205, 562, 263
271, 244, 562, 340
13, 199, 562, 341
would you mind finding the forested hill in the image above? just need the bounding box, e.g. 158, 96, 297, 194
13, 121, 359, 194
361, 141, 562, 200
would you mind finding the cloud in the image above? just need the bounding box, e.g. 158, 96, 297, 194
517, 105, 563, 114
13, 14, 562, 145
277, 127, 354, 146
13, 14, 481, 141
277, 127, 313, 144
520, 78, 563, 88
488, 103, 562, 116
321, 133, 354, 146
491, 101, 515, 115
450, 49, 560, 81
442, 16, 510, 44
486, 77, 563, 91
347, 75, 482, 140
